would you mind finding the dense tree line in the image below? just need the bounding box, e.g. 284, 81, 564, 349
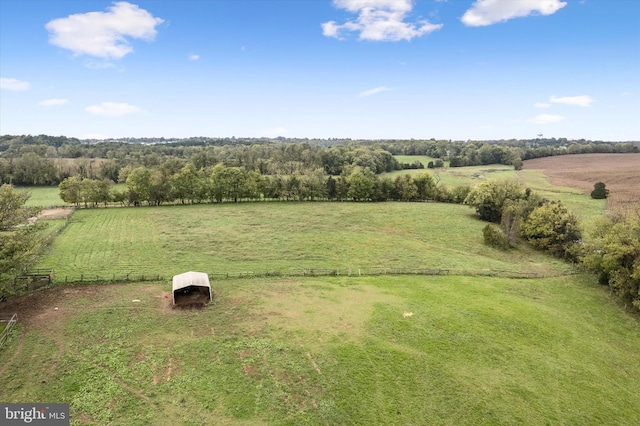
376, 137, 638, 164
59, 164, 470, 206
1, 138, 406, 186
1, 135, 637, 186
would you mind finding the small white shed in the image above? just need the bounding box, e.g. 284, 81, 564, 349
172, 271, 212, 306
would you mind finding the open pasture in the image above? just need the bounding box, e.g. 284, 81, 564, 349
34, 202, 572, 281
18, 185, 69, 207
385, 162, 516, 188
1, 274, 639, 425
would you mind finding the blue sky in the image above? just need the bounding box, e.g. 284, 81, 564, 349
1, 0, 638, 141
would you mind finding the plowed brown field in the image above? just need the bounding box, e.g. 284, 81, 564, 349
523, 153, 640, 210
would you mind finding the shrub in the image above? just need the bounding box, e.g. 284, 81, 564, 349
522, 200, 581, 260
464, 179, 526, 223
590, 182, 609, 199
483, 224, 509, 250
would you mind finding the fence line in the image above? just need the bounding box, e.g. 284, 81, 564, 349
1, 212, 74, 301
0, 313, 18, 349
48, 266, 567, 285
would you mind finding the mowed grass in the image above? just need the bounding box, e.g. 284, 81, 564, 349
35, 202, 572, 280
1, 275, 639, 425
16, 186, 68, 207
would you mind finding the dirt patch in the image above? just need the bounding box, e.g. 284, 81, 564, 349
523, 153, 640, 211
36, 207, 75, 220
0, 286, 94, 329
159, 290, 211, 311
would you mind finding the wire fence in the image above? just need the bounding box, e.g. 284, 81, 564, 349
0, 313, 18, 349
46, 266, 563, 286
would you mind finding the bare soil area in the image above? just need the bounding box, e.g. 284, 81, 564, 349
523, 153, 640, 210
0, 285, 104, 330
37, 207, 75, 220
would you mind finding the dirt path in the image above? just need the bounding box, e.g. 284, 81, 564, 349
36, 207, 75, 220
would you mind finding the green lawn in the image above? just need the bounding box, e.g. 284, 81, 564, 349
35, 202, 572, 281
1, 275, 639, 425
16, 186, 68, 207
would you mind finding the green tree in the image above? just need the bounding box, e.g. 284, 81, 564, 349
126, 167, 152, 205
464, 179, 526, 223
346, 167, 376, 201
483, 224, 509, 250
590, 182, 609, 199
522, 200, 581, 259
394, 174, 419, 201
98, 159, 120, 182
171, 163, 202, 204
0, 184, 41, 298
580, 211, 640, 311
499, 196, 541, 247
413, 173, 437, 201
59, 176, 83, 206
212, 165, 249, 203
512, 158, 523, 171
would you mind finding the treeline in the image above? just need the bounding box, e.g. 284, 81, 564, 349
1, 135, 638, 186
376, 138, 638, 167
59, 164, 471, 207
465, 179, 640, 314
0, 140, 404, 186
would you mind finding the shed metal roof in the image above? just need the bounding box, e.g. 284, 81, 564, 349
172, 271, 211, 302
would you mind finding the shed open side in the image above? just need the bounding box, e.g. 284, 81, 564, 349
172, 271, 211, 305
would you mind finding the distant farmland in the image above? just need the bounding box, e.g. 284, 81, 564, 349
523, 153, 640, 211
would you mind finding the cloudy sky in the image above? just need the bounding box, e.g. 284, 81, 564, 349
1, 0, 638, 141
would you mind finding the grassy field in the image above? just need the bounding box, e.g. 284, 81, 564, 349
34, 202, 572, 280
16, 186, 69, 207
393, 155, 443, 166
1, 275, 639, 425
1, 156, 636, 424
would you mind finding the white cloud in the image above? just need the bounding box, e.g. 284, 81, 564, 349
550, 95, 595, 107
528, 114, 566, 124
0, 77, 30, 91
38, 98, 69, 107
45, 2, 164, 59
620, 91, 631, 97
322, 0, 443, 42
462, 0, 567, 27
189, 54, 200, 61
359, 86, 391, 97
535, 102, 551, 108
86, 102, 145, 117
